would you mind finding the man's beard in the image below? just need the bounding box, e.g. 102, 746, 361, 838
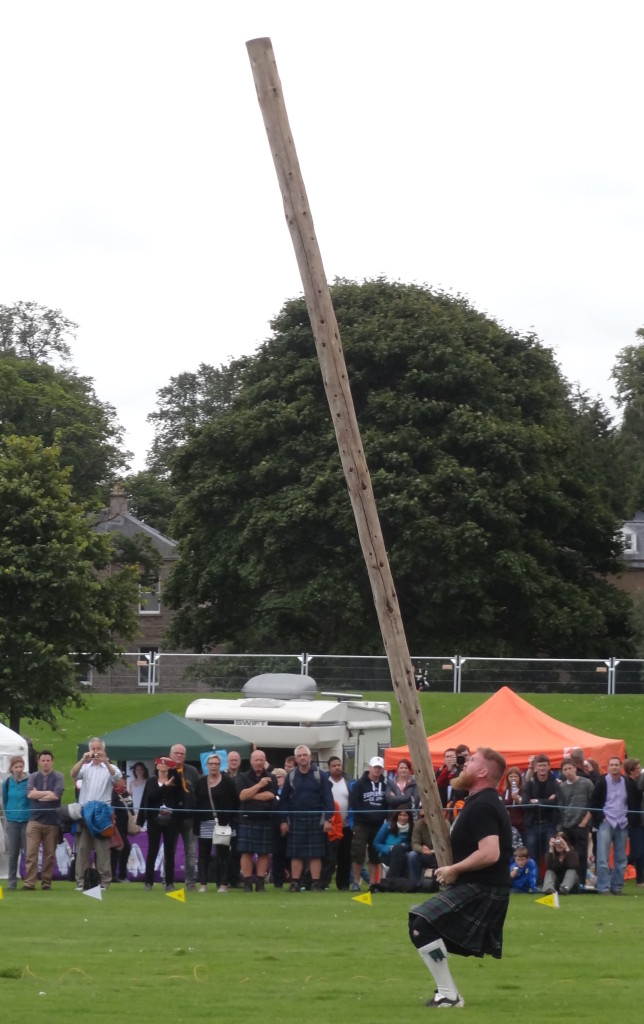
452, 766, 475, 790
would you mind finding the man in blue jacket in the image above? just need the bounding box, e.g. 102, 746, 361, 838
279, 744, 334, 892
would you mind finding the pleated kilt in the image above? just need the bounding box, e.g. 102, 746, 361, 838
286, 812, 328, 859
409, 882, 510, 959
238, 818, 274, 855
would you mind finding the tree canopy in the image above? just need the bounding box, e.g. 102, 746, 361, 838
0, 436, 139, 732
163, 279, 634, 658
0, 354, 128, 503
610, 328, 644, 517
0, 300, 77, 364
119, 470, 178, 539
146, 361, 248, 476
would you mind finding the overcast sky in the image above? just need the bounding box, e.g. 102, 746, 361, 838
1, 1, 642, 470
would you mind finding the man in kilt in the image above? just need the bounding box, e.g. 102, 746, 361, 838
237, 749, 278, 892
279, 745, 334, 891
408, 746, 511, 1009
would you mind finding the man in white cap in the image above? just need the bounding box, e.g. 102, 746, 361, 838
349, 755, 389, 891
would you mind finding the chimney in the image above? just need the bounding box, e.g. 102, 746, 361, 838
109, 484, 128, 517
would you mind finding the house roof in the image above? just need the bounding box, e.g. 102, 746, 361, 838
94, 485, 177, 559
385, 686, 625, 773
78, 711, 252, 762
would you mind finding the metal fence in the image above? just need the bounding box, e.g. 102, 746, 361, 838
86, 652, 644, 696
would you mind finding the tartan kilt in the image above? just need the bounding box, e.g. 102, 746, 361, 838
409, 883, 509, 959
238, 818, 274, 855
286, 812, 328, 859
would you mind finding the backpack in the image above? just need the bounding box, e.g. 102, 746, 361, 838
83, 867, 101, 891
287, 767, 322, 790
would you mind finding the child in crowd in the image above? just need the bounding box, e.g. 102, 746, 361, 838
510, 845, 539, 893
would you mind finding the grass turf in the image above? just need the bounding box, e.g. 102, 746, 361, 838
0, 881, 642, 1022
4, 692, 644, 1020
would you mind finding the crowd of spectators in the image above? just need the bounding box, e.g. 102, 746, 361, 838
2, 738, 643, 896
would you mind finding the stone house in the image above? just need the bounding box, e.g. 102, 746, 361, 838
615, 512, 644, 595
87, 486, 181, 692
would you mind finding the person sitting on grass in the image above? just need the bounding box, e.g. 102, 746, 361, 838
509, 845, 538, 893
374, 810, 413, 880
408, 808, 438, 888
542, 831, 579, 895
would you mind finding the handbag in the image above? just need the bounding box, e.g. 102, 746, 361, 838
206, 781, 232, 847
117, 791, 142, 835
212, 818, 232, 847
127, 813, 142, 836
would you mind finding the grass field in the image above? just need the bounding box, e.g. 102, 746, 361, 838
0, 881, 642, 1022
15, 689, 644, 772
3, 691, 644, 1020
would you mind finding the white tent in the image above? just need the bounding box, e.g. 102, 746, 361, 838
0, 722, 29, 777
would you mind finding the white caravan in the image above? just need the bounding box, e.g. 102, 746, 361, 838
185, 673, 391, 778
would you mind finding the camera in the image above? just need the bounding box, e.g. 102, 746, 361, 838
456, 754, 466, 767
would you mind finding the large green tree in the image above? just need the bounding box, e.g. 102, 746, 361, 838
0, 436, 139, 732
121, 363, 248, 534
610, 328, 644, 517
0, 300, 77, 363
164, 279, 634, 658
0, 355, 128, 503
146, 361, 248, 476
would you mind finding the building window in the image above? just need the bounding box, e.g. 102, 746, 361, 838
75, 666, 93, 688
621, 529, 636, 553
138, 647, 159, 687
139, 578, 161, 615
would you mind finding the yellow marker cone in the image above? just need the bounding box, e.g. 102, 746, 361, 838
535, 892, 559, 909
166, 887, 186, 903
0, 885, 4, 900
352, 891, 372, 906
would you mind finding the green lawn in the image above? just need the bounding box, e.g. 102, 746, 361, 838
4, 692, 644, 1020
0, 882, 641, 1022
15, 690, 644, 773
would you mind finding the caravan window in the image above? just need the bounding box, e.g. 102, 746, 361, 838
343, 746, 356, 779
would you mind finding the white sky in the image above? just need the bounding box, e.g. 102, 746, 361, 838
1, 1, 642, 470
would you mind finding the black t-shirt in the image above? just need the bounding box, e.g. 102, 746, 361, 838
450, 788, 512, 887
236, 768, 278, 819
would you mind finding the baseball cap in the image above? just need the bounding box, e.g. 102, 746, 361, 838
369, 756, 385, 768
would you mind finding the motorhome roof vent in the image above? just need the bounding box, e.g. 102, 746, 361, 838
242, 673, 317, 701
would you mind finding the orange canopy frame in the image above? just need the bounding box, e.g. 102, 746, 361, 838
385, 686, 625, 774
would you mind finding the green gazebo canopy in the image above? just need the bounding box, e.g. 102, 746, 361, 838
77, 711, 252, 762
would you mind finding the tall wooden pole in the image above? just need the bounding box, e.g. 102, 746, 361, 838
246, 37, 451, 862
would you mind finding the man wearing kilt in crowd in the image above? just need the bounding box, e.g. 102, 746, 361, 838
237, 749, 279, 892
408, 747, 512, 1009
279, 744, 335, 891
